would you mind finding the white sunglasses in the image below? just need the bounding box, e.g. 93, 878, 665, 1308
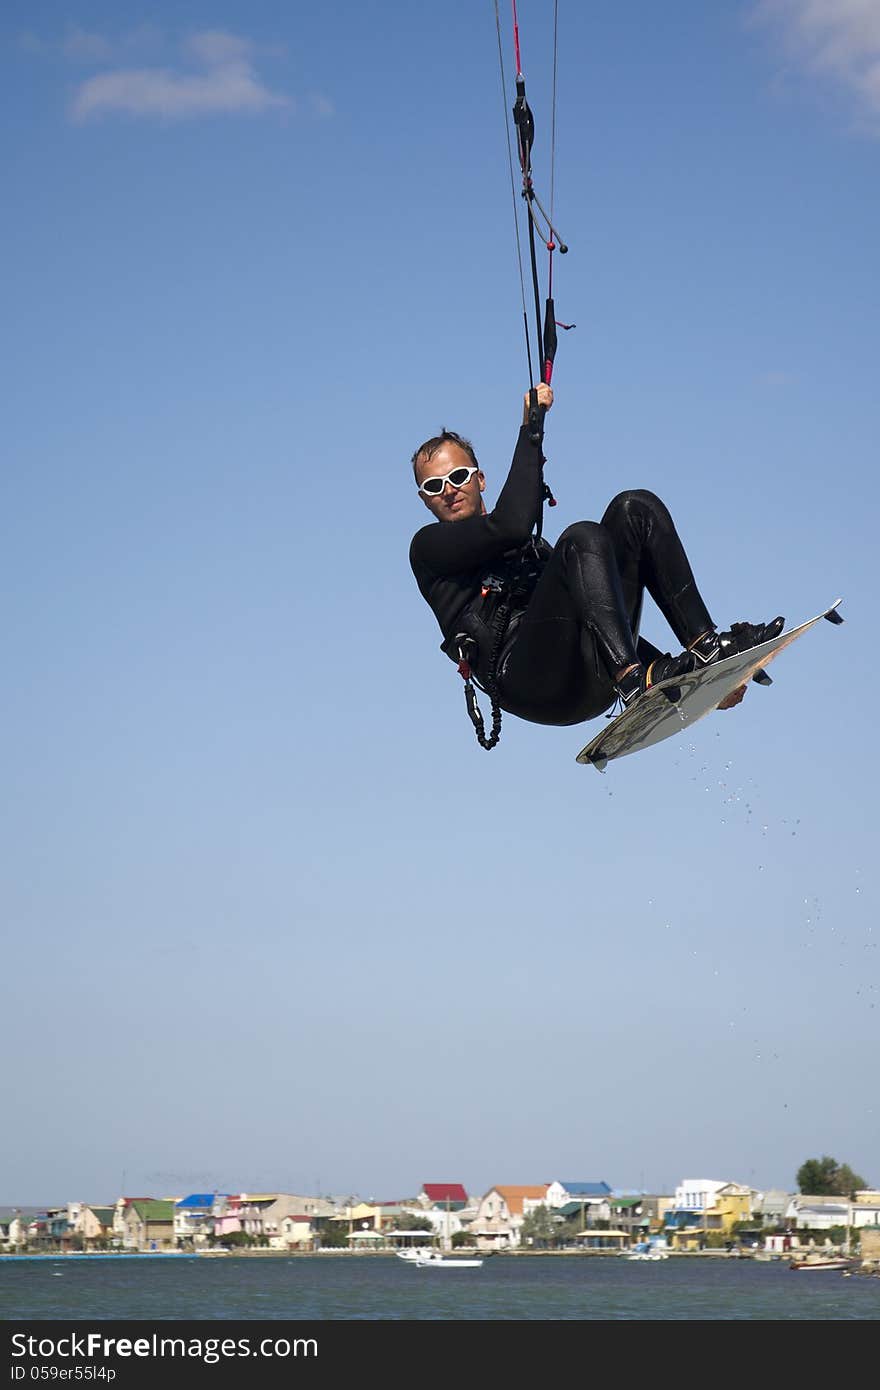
417, 464, 479, 497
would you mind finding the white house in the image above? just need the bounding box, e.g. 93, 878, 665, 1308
851, 1193, 880, 1229
280, 1215, 315, 1249
785, 1197, 850, 1231
671, 1179, 730, 1213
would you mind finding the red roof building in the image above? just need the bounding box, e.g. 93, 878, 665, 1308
421, 1183, 468, 1209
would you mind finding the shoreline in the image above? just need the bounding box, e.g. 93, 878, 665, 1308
0, 1247, 823, 1261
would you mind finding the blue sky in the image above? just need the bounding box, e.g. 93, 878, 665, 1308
2, 1, 878, 1206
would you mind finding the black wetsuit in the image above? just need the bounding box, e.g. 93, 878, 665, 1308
409, 425, 715, 727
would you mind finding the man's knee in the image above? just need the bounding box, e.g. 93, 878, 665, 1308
602, 489, 671, 529
558, 519, 608, 552
556, 520, 618, 573
605, 488, 664, 514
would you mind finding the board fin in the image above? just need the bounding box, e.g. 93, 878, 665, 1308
824, 606, 844, 625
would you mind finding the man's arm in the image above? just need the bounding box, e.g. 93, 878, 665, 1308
411, 385, 554, 578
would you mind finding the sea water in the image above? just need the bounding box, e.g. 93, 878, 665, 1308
2, 1254, 878, 1321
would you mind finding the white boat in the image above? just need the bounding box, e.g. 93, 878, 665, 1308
625, 1241, 669, 1261
396, 1248, 483, 1269
788, 1255, 854, 1271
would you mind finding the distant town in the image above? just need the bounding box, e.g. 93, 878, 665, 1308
4, 1178, 880, 1261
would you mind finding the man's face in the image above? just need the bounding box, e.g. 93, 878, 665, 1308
414, 442, 486, 523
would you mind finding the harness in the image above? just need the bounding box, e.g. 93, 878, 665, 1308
454, 539, 549, 751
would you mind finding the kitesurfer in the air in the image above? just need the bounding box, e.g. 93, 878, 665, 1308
409, 382, 783, 736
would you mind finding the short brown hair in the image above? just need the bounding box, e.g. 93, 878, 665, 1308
411, 429, 479, 480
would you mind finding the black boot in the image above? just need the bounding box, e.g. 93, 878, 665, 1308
690, 616, 785, 665
615, 649, 697, 709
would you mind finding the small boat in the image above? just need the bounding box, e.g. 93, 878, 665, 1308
625, 1241, 669, 1261
396, 1248, 483, 1269
788, 1255, 854, 1271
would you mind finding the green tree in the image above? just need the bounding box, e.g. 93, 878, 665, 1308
796, 1156, 868, 1196
390, 1213, 433, 1233
216, 1229, 253, 1249
834, 1164, 868, 1197
556, 1214, 586, 1243
520, 1205, 558, 1247
797, 1157, 837, 1193
315, 1220, 349, 1249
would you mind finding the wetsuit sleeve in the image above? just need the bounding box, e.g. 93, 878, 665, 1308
409, 426, 543, 577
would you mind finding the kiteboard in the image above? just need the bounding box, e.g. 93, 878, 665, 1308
576, 600, 844, 772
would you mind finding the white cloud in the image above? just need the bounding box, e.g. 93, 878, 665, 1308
19, 25, 321, 124
71, 65, 290, 121
752, 0, 880, 122
19, 24, 163, 64
184, 31, 258, 68
68, 29, 290, 122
